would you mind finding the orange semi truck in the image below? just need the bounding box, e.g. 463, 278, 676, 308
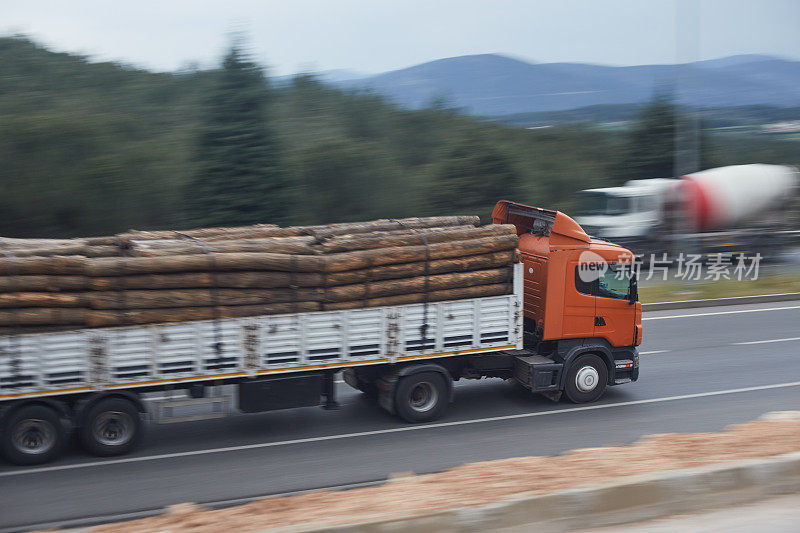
0, 201, 640, 465
492, 201, 641, 403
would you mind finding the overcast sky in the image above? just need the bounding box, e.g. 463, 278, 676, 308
3, 0, 799, 75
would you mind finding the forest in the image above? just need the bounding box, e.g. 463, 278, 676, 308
0, 36, 798, 238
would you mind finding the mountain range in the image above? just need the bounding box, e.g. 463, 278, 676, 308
324, 54, 800, 116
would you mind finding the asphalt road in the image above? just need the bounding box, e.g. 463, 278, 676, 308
2, 300, 800, 531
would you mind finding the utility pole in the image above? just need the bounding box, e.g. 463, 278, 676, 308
674, 0, 701, 178
672, 0, 702, 257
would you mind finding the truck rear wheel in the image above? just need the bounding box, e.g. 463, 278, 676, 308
394, 372, 448, 423
564, 354, 608, 403
79, 397, 142, 457
1, 404, 65, 465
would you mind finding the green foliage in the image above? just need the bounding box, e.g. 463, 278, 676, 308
617, 93, 721, 181
619, 93, 678, 179
187, 45, 290, 227
294, 140, 409, 224
428, 132, 520, 219
0, 36, 797, 238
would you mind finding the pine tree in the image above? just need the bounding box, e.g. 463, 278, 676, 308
620, 92, 677, 180
187, 43, 289, 227
619, 92, 714, 181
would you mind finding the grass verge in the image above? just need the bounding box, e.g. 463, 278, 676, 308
640, 273, 800, 303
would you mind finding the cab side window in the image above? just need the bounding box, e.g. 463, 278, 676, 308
574, 267, 595, 296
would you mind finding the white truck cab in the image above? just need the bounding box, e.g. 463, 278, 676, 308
575, 179, 677, 246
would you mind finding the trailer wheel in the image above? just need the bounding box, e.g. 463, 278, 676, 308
79, 397, 142, 457
395, 372, 448, 423
1, 404, 65, 465
564, 354, 608, 403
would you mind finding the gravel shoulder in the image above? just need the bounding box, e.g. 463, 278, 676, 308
88, 411, 800, 533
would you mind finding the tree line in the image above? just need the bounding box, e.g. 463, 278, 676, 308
0, 36, 797, 238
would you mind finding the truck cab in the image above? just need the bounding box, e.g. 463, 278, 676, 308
492, 201, 641, 401
575, 178, 677, 251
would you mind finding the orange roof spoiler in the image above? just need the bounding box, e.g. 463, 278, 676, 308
492, 200, 590, 243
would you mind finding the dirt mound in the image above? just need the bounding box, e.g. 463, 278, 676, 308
90, 411, 800, 532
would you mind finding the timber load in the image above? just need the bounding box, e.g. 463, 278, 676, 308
0, 216, 520, 331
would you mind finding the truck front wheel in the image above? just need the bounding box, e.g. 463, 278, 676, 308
79, 397, 142, 457
1, 404, 65, 465
394, 372, 449, 423
564, 354, 608, 403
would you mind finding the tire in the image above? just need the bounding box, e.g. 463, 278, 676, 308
79, 397, 142, 457
1, 404, 65, 465
394, 372, 449, 423
564, 354, 608, 403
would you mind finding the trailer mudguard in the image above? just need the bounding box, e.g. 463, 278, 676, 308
74, 390, 147, 428
396, 363, 455, 402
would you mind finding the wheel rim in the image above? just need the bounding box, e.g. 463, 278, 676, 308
408, 381, 438, 413
575, 366, 600, 392
12, 418, 57, 456
92, 411, 134, 446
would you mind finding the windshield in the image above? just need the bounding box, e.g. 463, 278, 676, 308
578, 191, 632, 216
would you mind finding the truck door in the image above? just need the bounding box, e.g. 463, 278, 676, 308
593, 264, 637, 347
562, 255, 596, 339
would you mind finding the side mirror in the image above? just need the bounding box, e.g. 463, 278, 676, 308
628, 273, 638, 305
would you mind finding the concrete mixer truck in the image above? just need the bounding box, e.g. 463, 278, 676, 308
575, 164, 800, 259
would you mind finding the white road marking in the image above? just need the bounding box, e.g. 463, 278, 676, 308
3, 380, 800, 478
639, 350, 669, 355
644, 305, 800, 321
734, 337, 800, 346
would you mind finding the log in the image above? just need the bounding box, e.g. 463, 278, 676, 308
115, 224, 300, 242
1, 245, 120, 258
323, 283, 513, 311
0, 275, 88, 292
0, 242, 87, 256
0, 292, 87, 308
322, 250, 519, 285
319, 224, 515, 253
86, 250, 517, 290
125, 237, 317, 257
0, 325, 84, 335
84, 246, 121, 258
110, 216, 479, 244
84, 253, 327, 276
323, 234, 518, 272
85, 268, 511, 309
0, 274, 516, 328
0, 246, 516, 284
88, 288, 325, 309
81, 235, 516, 276
0, 237, 86, 248
320, 268, 512, 303
86, 302, 320, 327
89, 271, 325, 291
0, 256, 85, 276
306, 216, 480, 240
0, 308, 87, 326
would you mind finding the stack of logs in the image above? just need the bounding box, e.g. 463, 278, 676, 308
0, 216, 520, 332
